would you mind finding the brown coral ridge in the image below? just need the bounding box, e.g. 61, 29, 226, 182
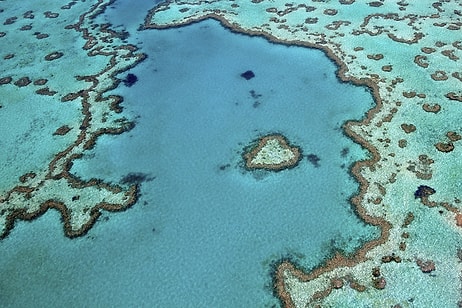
435, 142, 454, 153
416, 259, 436, 273
434, 131, 462, 153
401, 123, 416, 133
36, 87, 57, 96
53, 125, 72, 136
422, 103, 441, 113
446, 92, 462, 102
44, 51, 64, 61
144, 11, 390, 308
2, 184, 139, 240
13, 77, 32, 87
0, 76, 12, 85
44, 11, 59, 19
0, 0, 147, 239
414, 55, 429, 68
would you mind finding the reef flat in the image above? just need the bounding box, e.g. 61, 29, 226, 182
243, 134, 301, 171
144, 0, 462, 307
0, 0, 144, 238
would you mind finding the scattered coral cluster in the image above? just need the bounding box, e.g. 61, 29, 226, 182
0, 0, 145, 238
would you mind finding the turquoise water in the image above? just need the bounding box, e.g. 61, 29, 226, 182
70, 17, 376, 306
3, 1, 462, 307
0, 2, 380, 307
0, 87, 82, 192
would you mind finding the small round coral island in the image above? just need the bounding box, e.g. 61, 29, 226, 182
243, 134, 302, 171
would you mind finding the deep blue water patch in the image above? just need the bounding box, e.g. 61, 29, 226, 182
120, 172, 155, 185
241, 70, 255, 80
122, 73, 138, 87
414, 185, 436, 199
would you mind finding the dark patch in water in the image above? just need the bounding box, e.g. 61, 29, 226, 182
241, 70, 255, 80
250, 90, 262, 99
122, 73, 138, 87
219, 164, 231, 171
306, 154, 320, 167
250, 90, 262, 108
414, 185, 436, 199
120, 172, 155, 185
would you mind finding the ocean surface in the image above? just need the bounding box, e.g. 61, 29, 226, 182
0, 1, 382, 306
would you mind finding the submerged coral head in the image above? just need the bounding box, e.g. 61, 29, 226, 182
240, 70, 255, 80
123, 73, 138, 87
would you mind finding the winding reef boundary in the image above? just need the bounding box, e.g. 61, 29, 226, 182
143, 11, 389, 308
0, 0, 146, 238
142, 0, 462, 305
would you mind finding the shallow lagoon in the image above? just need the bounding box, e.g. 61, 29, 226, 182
0, 4, 378, 307
2, 0, 462, 306
70, 18, 378, 306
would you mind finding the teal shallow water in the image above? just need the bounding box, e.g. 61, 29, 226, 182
0, 3, 379, 307
71, 17, 377, 306
3, 1, 462, 307
0, 88, 81, 192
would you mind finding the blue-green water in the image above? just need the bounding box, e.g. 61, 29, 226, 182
0, 3, 379, 307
